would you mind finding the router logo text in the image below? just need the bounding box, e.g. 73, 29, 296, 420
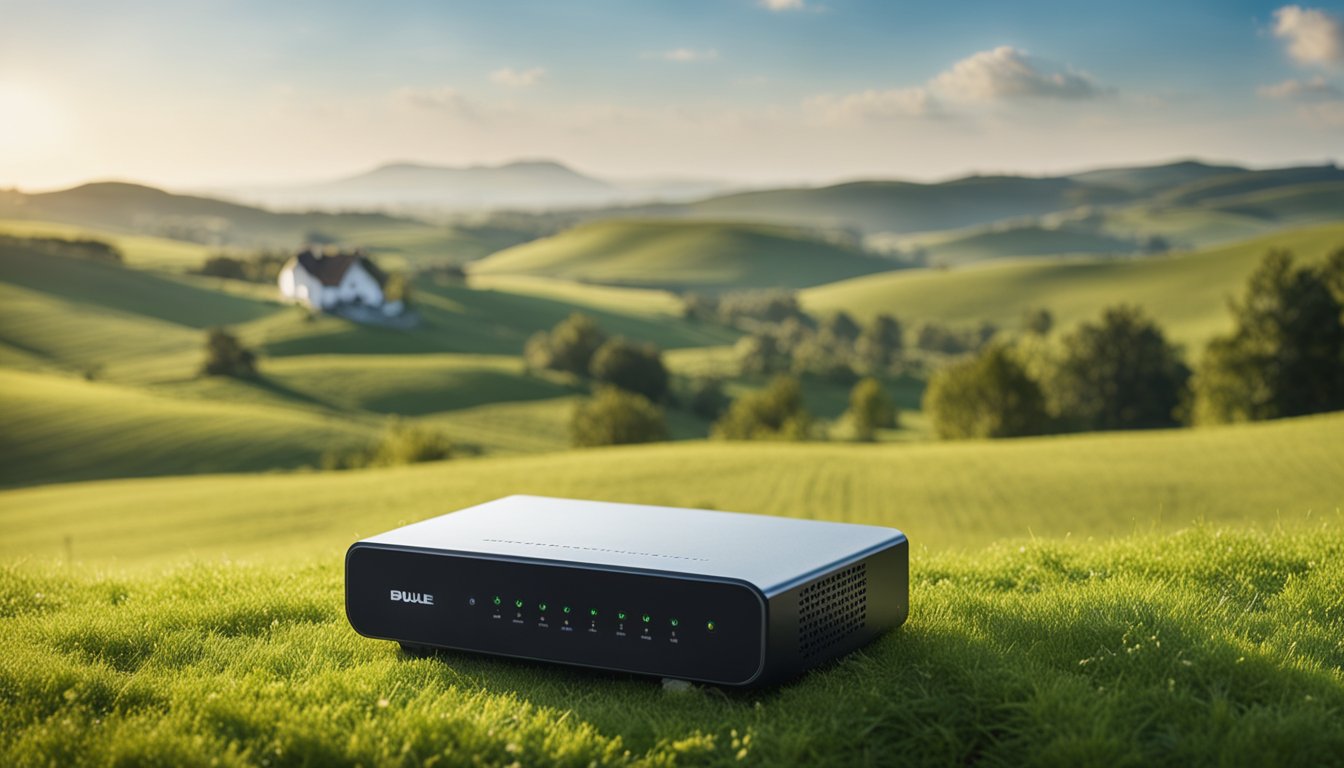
389, 589, 434, 606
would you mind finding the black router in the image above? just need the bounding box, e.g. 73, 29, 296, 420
345, 495, 909, 686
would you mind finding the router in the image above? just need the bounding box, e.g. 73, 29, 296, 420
345, 495, 909, 686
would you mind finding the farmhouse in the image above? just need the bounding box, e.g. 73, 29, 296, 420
277, 248, 403, 316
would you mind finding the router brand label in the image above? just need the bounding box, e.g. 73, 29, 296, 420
389, 589, 434, 606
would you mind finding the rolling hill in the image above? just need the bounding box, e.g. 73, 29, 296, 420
469, 219, 898, 290
2, 409, 1339, 562
802, 222, 1344, 347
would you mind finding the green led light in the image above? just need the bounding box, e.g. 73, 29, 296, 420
538, 602, 548, 612
492, 596, 501, 606
642, 613, 651, 624
514, 599, 523, 609
670, 618, 680, 627
563, 605, 571, 614
589, 608, 598, 617
617, 612, 627, 621
706, 621, 716, 632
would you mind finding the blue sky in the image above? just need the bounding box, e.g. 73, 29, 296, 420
0, 0, 1340, 189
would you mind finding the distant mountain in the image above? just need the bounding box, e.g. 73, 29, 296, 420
223, 160, 732, 212
1067, 160, 1246, 196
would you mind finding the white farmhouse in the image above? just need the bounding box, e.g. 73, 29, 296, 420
277, 249, 403, 316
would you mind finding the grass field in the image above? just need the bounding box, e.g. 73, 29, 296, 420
802, 222, 1344, 347
470, 219, 897, 291
2, 410, 1338, 563
1, 527, 1341, 766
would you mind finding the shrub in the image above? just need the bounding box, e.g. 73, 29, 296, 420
524, 313, 608, 376
590, 338, 669, 402
570, 387, 669, 447
1021, 307, 1054, 336
1047, 305, 1190, 431
855, 314, 903, 372
323, 421, 453, 470
924, 343, 1048, 439
712, 375, 813, 441
844, 377, 898, 441
687, 378, 730, 420
1193, 250, 1344, 424
200, 328, 257, 378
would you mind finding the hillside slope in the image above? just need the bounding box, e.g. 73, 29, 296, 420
1, 527, 1341, 765
802, 222, 1344, 346
470, 219, 896, 290
1, 410, 1339, 562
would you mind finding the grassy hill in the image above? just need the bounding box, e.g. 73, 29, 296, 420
802, 222, 1344, 347
892, 223, 1140, 266
470, 220, 896, 291
0, 369, 376, 487
0, 527, 1340, 765
1066, 159, 1245, 195
2, 410, 1338, 563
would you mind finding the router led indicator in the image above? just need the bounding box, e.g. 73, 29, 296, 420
589, 608, 598, 617
617, 612, 627, 621
514, 599, 524, 609
642, 614, 651, 624
492, 596, 501, 606
706, 621, 717, 632
670, 618, 680, 627
563, 605, 572, 614
538, 602, 548, 612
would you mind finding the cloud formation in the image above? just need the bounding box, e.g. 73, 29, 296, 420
646, 48, 719, 62
759, 0, 806, 10
490, 67, 546, 88
932, 46, 1103, 102
1258, 75, 1343, 101
808, 46, 1104, 123
392, 86, 475, 118
1273, 5, 1344, 67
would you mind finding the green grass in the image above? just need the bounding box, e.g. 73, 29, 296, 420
2, 410, 1338, 563
470, 219, 896, 291
0, 369, 376, 487
0, 219, 213, 270
1, 526, 1341, 766
894, 223, 1139, 266
802, 222, 1344, 347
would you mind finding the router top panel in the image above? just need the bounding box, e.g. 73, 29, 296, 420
360, 495, 905, 595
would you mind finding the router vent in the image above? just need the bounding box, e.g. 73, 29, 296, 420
798, 563, 867, 658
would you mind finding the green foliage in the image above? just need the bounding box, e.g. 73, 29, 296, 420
524, 312, 609, 376
200, 327, 257, 378
844, 377, 899, 441
914, 320, 997, 354
712, 376, 814, 441
1193, 250, 1344, 424
0, 234, 122, 264
323, 420, 453, 470
569, 387, 669, 447
734, 332, 790, 375
822, 310, 861, 343
589, 338, 669, 402
197, 252, 288, 283
1021, 306, 1054, 335
1048, 305, 1191, 431
3, 528, 1344, 766
924, 344, 1048, 439
686, 377, 730, 420
855, 314, 903, 373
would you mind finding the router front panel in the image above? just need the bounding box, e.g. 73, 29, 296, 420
346, 544, 767, 684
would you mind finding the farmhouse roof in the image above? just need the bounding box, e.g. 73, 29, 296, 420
291, 249, 386, 287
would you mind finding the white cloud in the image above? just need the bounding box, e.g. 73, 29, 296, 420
1258, 75, 1343, 101
490, 67, 547, 88
1273, 6, 1344, 67
806, 87, 938, 121
645, 48, 719, 62
932, 46, 1103, 102
759, 0, 806, 10
392, 86, 475, 117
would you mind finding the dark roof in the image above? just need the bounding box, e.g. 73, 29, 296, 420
293, 249, 386, 287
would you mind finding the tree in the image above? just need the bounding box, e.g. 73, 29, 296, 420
923, 343, 1048, 439
855, 314, 903, 373
524, 313, 608, 376
735, 332, 789, 375
687, 378, 730, 420
1022, 307, 1053, 336
570, 387, 669, 447
590, 338, 669, 402
823, 311, 862, 344
201, 327, 257, 378
845, 377, 898, 441
1047, 305, 1190, 431
1192, 250, 1344, 423
712, 375, 813, 440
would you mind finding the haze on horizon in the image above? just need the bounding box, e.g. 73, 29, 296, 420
1, 0, 1342, 192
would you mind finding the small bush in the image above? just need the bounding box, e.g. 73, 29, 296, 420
924, 343, 1048, 439
525, 313, 608, 376
589, 338, 669, 402
200, 328, 257, 378
323, 421, 452, 470
712, 375, 813, 441
844, 377, 899, 441
570, 387, 669, 447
